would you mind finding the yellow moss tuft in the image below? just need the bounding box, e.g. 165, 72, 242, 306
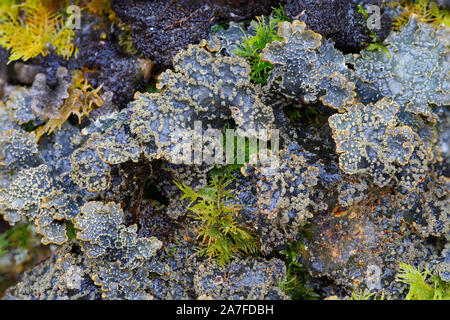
0, 0, 76, 63
34, 69, 104, 140
83, 0, 115, 19
390, 0, 450, 30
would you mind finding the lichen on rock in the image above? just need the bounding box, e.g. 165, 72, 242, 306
0, 164, 53, 225
347, 17, 450, 123
3, 244, 101, 300
71, 43, 274, 192
261, 20, 356, 112
74, 201, 162, 269
70, 144, 112, 193
0, 3, 448, 301
91, 261, 153, 300
131, 43, 274, 151
328, 98, 430, 190
0, 129, 41, 170
194, 257, 288, 300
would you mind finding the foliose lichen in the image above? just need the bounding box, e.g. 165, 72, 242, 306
261, 20, 356, 112
328, 98, 430, 190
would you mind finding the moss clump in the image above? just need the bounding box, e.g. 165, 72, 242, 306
396, 263, 450, 300
34, 69, 104, 140
390, 0, 450, 30
0, 224, 30, 256
0, 0, 76, 63
348, 263, 450, 300
279, 241, 320, 300
175, 175, 259, 266
349, 289, 385, 300
83, 0, 115, 20
234, 5, 289, 84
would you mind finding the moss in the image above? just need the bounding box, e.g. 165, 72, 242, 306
175, 174, 259, 266
117, 22, 138, 55
284, 105, 320, 124
211, 20, 229, 32
390, 0, 450, 30
0, 223, 30, 256
0, 0, 76, 63
279, 241, 320, 300
83, 0, 115, 20
349, 289, 385, 300
396, 262, 450, 300
346, 262, 450, 300
34, 69, 105, 140
234, 5, 289, 84
66, 220, 76, 242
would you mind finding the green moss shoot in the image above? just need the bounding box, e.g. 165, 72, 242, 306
234, 5, 289, 84
175, 175, 259, 266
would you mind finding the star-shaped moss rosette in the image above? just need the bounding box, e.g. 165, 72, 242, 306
260, 20, 356, 112
328, 98, 430, 190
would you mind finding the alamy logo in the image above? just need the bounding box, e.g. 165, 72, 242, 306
366, 264, 382, 290
168, 121, 280, 173
366, 5, 381, 30
66, 5, 81, 30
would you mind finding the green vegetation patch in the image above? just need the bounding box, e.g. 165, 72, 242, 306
234, 5, 289, 84
175, 174, 259, 266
